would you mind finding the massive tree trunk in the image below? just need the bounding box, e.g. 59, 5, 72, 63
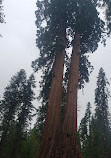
63, 32, 80, 137
49, 33, 82, 158
61, 32, 81, 158
37, 23, 66, 158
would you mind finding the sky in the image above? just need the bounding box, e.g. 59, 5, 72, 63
0, 0, 111, 125
0, 0, 39, 95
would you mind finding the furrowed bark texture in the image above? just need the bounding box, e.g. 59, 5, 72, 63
50, 33, 82, 158
37, 25, 66, 158
63, 33, 80, 139
62, 33, 81, 158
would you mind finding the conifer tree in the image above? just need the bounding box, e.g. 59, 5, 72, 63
94, 68, 111, 158
34, 0, 106, 157
0, 70, 36, 158
0, 70, 27, 155
79, 68, 111, 158
78, 102, 92, 158
51, 1, 104, 157
102, 0, 111, 32
33, 1, 67, 157
11, 74, 36, 158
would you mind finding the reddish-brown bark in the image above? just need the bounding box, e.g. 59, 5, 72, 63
49, 33, 82, 158
37, 25, 66, 158
61, 33, 81, 158
63, 33, 80, 136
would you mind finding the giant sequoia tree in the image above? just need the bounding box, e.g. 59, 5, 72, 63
33, 1, 67, 157
33, 0, 106, 158
57, 1, 104, 157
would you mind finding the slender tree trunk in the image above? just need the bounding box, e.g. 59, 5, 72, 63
37, 23, 66, 158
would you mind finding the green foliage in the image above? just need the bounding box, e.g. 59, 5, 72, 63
65, 54, 94, 90
0, 123, 16, 158
0, 70, 28, 144
79, 68, 111, 158
0, 125, 40, 158
16, 73, 36, 132
33, 0, 105, 132
94, 68, 111, 158
0, 99, 4, 126
95, 68, 110, 119
20, 127, 41, 158
36, 104, 48, 133
33, 0, 105, 73
101, 0, 111, 33
78, 102, 92, 157
0, 70, 36, 158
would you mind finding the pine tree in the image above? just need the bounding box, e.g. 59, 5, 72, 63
11, 74, 36, 158
0, 70, 27, 155
0, 70, 36, 158
79, 68, 111, 158
94, 68, 111, 158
